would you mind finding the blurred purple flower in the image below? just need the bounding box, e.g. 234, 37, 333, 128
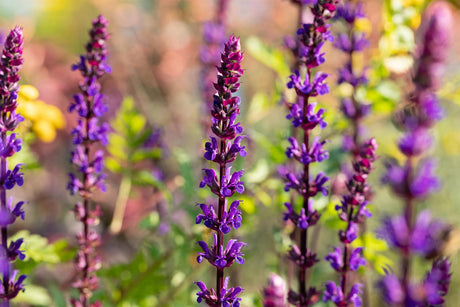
262, 273, 288, 307
68, 15, 110, 307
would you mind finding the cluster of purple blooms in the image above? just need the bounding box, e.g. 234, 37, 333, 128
280, 1, 339, 306
333, 1, 370, 155
323, 138, 378, 307
262, 273, 288, 307
67, 15, 111, 307
0, 27, 26, 305
194, 35, 246, 307
378, 3, 452, 306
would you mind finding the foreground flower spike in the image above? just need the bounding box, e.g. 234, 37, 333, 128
68, 15, 110, 307
379, 2, 453, 305
282, 1, 339, 306
263, 273, 288, 307
195, 35, 245, 306
0, 27, 26, 306
200, 0, 229, 125
333, 1, 370, 156
324, 139, 377, 307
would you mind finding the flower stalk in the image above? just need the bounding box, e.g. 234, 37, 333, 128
194, 35, 246, 306
323, 138, 377, 307
281, 1, 339, 305
378, 2, 453, 305
333, 1, 370, 157
68, 15, 111, 307
0, 27, 26, 306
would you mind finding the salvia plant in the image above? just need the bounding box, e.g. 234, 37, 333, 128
378, 2, 453, 306
194, 35, 246, 307
0, 1, 457, 306
106, 96, 164, 234
323, 138, 377, 306
0, 27, 26, 305
281, 1, 339, 305
263, 273, 288, 307
333, 1, 370, 156
67, 15, 111, 307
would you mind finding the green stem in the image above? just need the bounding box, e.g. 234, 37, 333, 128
109, 173, 132, 234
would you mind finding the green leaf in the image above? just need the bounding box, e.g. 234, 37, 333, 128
322, 200, 347, 230
48, 284, 68, 307
174, 148, 196, 200
15, 284, 52, 306
239, 196, 257, 214
245, 159, 269, 184
246, 36, 290, 78
10, 231, 72, 265
106, 156, 122, 173
107, 134, 128, 161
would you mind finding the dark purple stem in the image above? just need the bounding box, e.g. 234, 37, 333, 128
299, 91, 311, 297
402, 158, 414, 300
217, 140, 227, 299
0, 156, 7, 304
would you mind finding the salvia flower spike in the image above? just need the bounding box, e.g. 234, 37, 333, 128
263, 273, 288, 307
333, 1, 370, 157
282, 1, 339, 306
323, 138, 377, 307
378, 2, 453, 305
0, 27, 26, 306
68, 15, 110, 307
194, 35, 245, 306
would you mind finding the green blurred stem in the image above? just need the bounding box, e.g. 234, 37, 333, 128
109, 173, 132, 234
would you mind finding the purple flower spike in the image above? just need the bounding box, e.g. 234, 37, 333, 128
282, 0, 338, 302
0, 26, 27, 304
334, 1, 372, 157
326, 139, 378, 306
378, 5, 453, 302
196, 34, 246, 305
68, 15, 110, 307
262, 273, 287, 307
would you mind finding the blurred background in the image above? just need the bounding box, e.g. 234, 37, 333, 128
0, 0, 460, 306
